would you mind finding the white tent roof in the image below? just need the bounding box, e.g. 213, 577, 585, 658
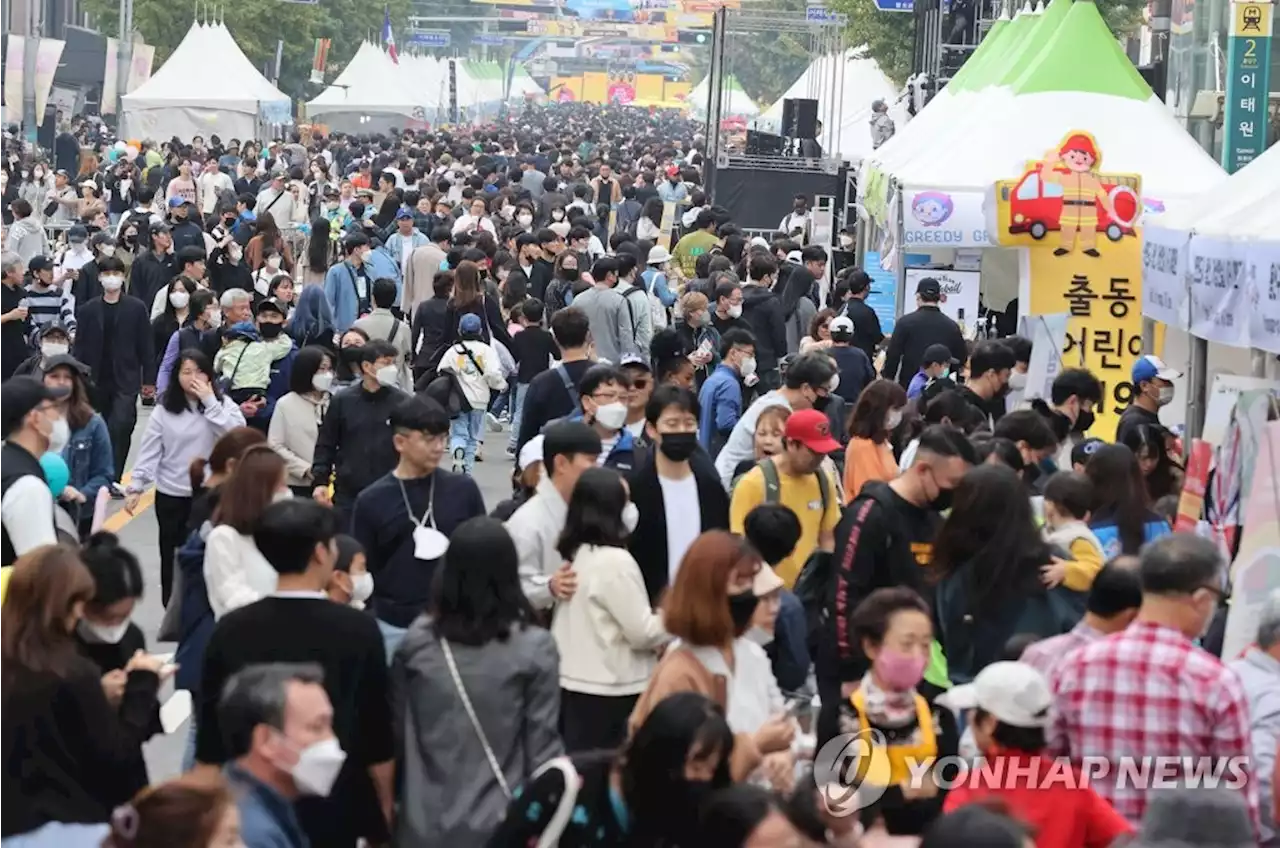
867, 0, 1223, 215
122, 21, 288, 112
399, 54, 447, 112
307, 41, 421, 118
1152, 143, 1280, 240
689, 75, 759, 118
759, 49, 903, 162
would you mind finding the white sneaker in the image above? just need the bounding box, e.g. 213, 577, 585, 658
485, 412, 504, 432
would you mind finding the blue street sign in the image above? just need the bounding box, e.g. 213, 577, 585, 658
805, 5, 841, 22
406, 30, 451, 47
472, 33, 506, 45
874, 0, 913, 11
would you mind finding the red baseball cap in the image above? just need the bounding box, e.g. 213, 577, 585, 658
784, 409, 842, 454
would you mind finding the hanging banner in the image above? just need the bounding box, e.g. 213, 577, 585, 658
33, 38, 65, 127
126, 43, 155, 93
1247, 241, 1280, 355
996, 131, 1145, 441
903, 189, 992, 248
1140, 224, 1190, 327
101, 37, 120, 116
310, 38, 331, 85
1221, 0, 1273, 173
1222, 419, 1280, 660
902, 267, 981, 326
1022, 313, 1071, 404
1187, 235, 1250, 346
1174, 439, 1214, 533
4, 36, 24, 116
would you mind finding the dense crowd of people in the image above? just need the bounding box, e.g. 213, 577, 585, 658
0, 104, 1277, 848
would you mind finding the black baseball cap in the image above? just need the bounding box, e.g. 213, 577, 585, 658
1070, 437, 1106, 468
916, 277, 942, 301
149, 221, 171, 235
257, 297, 288, 318
922, 343, 956, 367
39, 353, 90, 376
1, 376, 70, 438
844, 268, 873, 294
27, 255, 53, 273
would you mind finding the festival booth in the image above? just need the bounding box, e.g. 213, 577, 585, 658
306, 41, 423, 134
120, 22, 291, 140
399, 54, 449, 122
758, 49, 905, 163
857, 0, 1228, 437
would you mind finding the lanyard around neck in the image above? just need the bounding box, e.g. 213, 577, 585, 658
397, 473, 437, 530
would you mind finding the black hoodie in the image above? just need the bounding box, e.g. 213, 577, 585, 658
740, 283, 787, 374
818, 480, 942, 685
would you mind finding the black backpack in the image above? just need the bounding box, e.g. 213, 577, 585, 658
422, 343, 485, 417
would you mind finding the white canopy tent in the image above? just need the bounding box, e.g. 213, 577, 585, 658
121, 21, 290, 140
399, 54, 448, 118
689, 74, 760, 118
307, 41, 422, 132
759, 49, 904, 163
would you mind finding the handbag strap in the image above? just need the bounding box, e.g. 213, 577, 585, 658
440, 637, 511, 799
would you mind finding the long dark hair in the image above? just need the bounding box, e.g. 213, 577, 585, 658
189, 426, 266, 494
930, 464, 1050, 615
253, 210, 280, 243
45, 364, 94, 431
1121, 423, 1180, 503
432, 517, 535, 646
211, 444, 285, 534
642, 196, 663, 226
557, 467, 630, 561
307, 215, 331, 271
1086, 444, 1152, 555
622, 692, 735, 847
162, 350, 223, 414
157, 276, 197, 327
1, 545, 95, 684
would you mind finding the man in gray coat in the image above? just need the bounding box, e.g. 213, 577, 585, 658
570, 256, 637, 364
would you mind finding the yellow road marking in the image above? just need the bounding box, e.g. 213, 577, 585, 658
101, 472, 152, 533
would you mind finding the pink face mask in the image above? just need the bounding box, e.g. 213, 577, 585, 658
873, 647, 927, 691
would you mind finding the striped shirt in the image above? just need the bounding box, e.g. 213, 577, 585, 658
23, 282, 76, 343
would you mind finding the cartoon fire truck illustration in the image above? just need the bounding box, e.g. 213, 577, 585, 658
997, 166, 1142, 243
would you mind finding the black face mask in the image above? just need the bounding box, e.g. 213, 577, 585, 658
1074, 409, 1096, 434
340, 345, 365, 365
259, 322, 284, 339
728, 589, 760, 634
658, 432, 699, 462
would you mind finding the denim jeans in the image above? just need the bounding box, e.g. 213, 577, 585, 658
3, 823, 110, 847
507, 383, 529, 451
449, 410, 485, 474
377, 617, 408, 664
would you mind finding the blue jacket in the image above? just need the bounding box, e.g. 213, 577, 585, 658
323, 261, 365, 332
553, 411, 638, 473
62, 414, 113, 505
1089, 510, 1172, 559
698, 364, 742, 453
365, 245, 403, 292
225, 763, 310, 848
641, 268, 677, 307
252, 344, 297, 426
385, 230, 429, 274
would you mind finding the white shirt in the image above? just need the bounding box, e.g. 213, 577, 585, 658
714, 391, 793, 488
685, 641, 785, 734
597, 434, 619, 465
451, 214, 496, 237
204, 525, 279, 619
1, 474, 57, 556
658, 472, 700, 583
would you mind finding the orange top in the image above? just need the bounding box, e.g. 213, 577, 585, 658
843, 438, 898, 504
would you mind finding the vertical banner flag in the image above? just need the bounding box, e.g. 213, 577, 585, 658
311, 38, 331, 85
1222, 419, 1280, 659
4, 36, 24, 116
1022, 313, 1071, 403
990, 130, 1144, 440
127, 43, 155, 93
383, 7, 399, 64
1221, 0, 1273, 173
33, 39, 66, 127
102, 37, 120, 115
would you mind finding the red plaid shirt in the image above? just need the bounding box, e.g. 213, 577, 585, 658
1049, 621, 1259, 830
1021, 620, 1104, 681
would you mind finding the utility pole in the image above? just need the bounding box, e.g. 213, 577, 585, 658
23, 0, 41, 142
117, 0, 134, 121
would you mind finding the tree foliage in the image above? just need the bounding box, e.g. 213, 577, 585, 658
83, 0, 413, 105
827, 0, 1149, 88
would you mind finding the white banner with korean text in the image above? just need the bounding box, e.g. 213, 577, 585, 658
1247, 241, 1280, 355
1141, 225, 1190, 328
1188, 235, 1251, 347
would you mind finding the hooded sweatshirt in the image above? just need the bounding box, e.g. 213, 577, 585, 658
740, 283, 788, 373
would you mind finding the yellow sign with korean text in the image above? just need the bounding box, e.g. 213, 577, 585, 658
1028, 235, 1144, 441
1232, 1, 1273, 37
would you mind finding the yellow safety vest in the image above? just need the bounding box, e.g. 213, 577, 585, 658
848, 688, 938, 787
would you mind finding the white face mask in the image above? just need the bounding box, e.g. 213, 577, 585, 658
727, 303, 743, 319
739, 355, 757, 378
42, 342, 69, 358
77, 617, 131, 644
284, 735, 347, 797
375, 364, 399, 387
101, 276, 124, 292
839, 235, 854, 248
229, 246, 243, 262
886, 409, 904, 430
206, 308, 223, 328
593, 401, 628, 431
826, 374, 841, 393
621, 501, 640, 533
1008, 371, 1028, 391
552, 209, 565, 221
517, 213, 533, 226
744, 625, 775, 647
99, 245, 116, 257
169, 291, 190, 309
312, 371, 334, 393
1157, 385, 1176, 406
47, 415, 70, 453
266, 256, 281, 270
350, 572, 374, 604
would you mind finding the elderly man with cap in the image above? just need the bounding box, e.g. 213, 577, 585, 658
255, 169, 296, 227
1115, 354, 1182, 445
940, 661, 1135, 846
1, 375, 71, 565
882, 276, 967, 389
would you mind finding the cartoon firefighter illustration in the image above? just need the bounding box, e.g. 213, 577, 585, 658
1038, 132, 1116, 257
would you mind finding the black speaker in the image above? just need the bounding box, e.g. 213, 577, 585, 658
782, 98, 819, 139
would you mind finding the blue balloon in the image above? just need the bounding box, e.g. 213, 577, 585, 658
39, 452, 70, 496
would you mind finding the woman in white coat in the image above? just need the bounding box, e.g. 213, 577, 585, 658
551, 466, 668, 753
